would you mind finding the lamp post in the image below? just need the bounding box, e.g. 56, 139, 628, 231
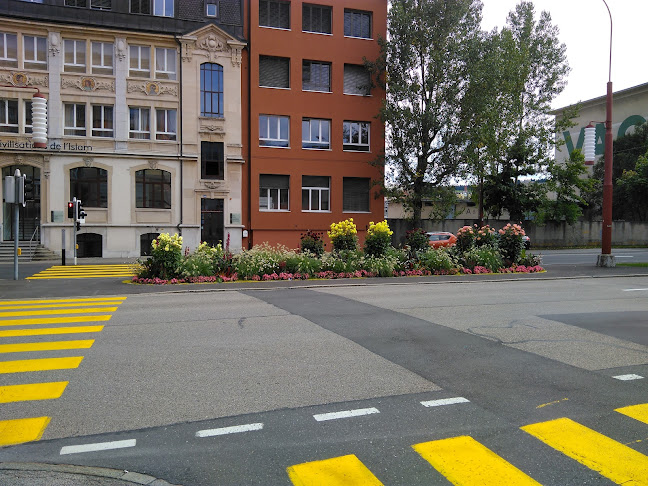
597, 0, 615, 267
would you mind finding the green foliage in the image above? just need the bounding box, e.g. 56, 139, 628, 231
405, 228, 429, 253
362, 254, 399, 277
455, 225, 475, 253
178, 250, 214, 278
300, 230, 325, 256
328, 219, 358, 252
459, 246, 503, 272
364, 220, 394, 257
616, 153, 648, 222
234, 243, 286, 279
138, 233, 183, 279
418, 247, 455, 272
498, 223, 525, 264
475, 224, 497, 247
321, 250, 364, 273
518, 250, 542, 267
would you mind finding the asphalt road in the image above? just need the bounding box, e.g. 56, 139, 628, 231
1, 272, 647, 485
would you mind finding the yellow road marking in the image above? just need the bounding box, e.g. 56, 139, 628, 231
412, 436, 541, 485
0, 382, 68, 403
522, 417, 648, 484
0, 302, 123, 310
287, 454, 384, 486
0, 297, 127, 305
0, 326, 104, 337
0, 340, 94, 353
0, 307, 117, 317
616, 403, 648, 425
0, 417, 51, 446
27, 265, 139, 279
0, 356, 83, 374
0, 315, 111, 327
28, 275, 136, 279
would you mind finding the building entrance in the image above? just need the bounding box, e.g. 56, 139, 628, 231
2, 165, 40, 241
201, 198, 224, 247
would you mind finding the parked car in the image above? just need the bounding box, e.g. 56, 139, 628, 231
427, 232, 457, 248
523, 235, 531, 249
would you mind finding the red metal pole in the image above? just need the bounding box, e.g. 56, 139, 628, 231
601, 82, 613, 255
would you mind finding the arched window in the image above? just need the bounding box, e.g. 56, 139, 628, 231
200, 63, 224, 118
135, 169, 171, 209
70, 167, 108, 208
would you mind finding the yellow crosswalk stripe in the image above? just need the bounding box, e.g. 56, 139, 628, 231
0, 326, 104, 337
0, 297, 127, 305
0, 356, 83, 374
27, 265, 140, 279
412, 436, 541, 485
287, 454, 384, 486
615, 403, 648, 425
0, 417, 51, 446
0, 315, 111, 327
0, 307, 117, 317
0, 340, 94, 353
0, 382, 68, 403
0, 302, 123, 310
522, 417, 648, 485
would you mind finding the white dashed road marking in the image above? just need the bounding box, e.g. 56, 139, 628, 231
60, 439, 136, 455
421, 397, 470, 408
613, 374, 644, 381
313, 407, 380, 422
196, 423, 264, 438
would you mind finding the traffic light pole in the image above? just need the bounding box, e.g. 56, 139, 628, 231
73, 196, 77, 265
13, 196, 19, 280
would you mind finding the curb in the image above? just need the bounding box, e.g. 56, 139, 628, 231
0, 462, 180, 485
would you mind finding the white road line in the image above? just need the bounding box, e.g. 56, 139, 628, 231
623, 288, 648, 292
421, 397, 470, 408
313, 407, 380, 422
196, 423, 264, 438
613, 374, 645, 381
60, 439, 136, 455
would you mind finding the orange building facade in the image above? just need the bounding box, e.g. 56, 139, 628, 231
242, 0, 387, 250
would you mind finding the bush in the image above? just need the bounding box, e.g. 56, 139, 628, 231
405, 228, 428, 253
138, 233, 183, 279
456, 225, 475, 253
179, 249, 215, 278
321, 249, 363, 273
234, 243, 286, 279
300, 230, 325, 256
518, 250, 542, 267
328, 219, 358, 251
459, 246, 503, 272
475, 225, 497, 248
364, 220, 393, 257
498, 223, 526, 264
418, 247, 455, 273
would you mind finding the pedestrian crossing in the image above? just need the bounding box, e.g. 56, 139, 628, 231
26, 264, 140, 280
287, 405, 648, 485
0, 296, 126, 447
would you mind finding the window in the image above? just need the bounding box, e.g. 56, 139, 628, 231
344, 9, 371, 39
130, 0, 150, 13
64, 39, 86, 73
64, 103, 86, 136
302, 60, 331, 92
343, 177, 370, 212
201, 141, 224, 180
155, 108, 176, 141
136, 169, 171, 209
344, 64, 371, 95
302, 118, 329, 149
24, 100, 33, 134
155, 48, 176, 80
92, 105, 113, 137
129, 45, 150, 78
206, 2, 218, 17
200, 63, 224, 117
65, 0, 86, 6
140, 232, 159, 256
153, 0, 173, 17
259, 55, 289, 88
302, 176, 329, 212
0, 33, 18, 68
91, 42, 114, 75
259, 0, 290, 29
343, 121, 370, 151
259, 115, 289, 147
0, 100, 18, 133
259, 174, 289, 211
70, 167, 108, 208
91, 0, 111, 9
23, 35, 47, 70
302, 4, 331, 34
129, 107, 150, 139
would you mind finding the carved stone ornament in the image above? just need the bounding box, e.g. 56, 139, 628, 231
0, 72, 48, 88
228, 41, 245, 67
203, 181, 222, 190
116, 38, 127, 62
148, 160, 158, 170
49, 32, 61, 57
127, 82, 178, 97
200, 125, 225, 133
83, 157, 93, 167
197, 34, 226, 62
180, 38, 196, 63
62, 77, 114, 92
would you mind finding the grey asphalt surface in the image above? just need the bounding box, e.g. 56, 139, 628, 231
0, 249, 647, 485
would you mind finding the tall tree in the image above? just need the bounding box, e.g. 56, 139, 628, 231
369, 0, 483, 228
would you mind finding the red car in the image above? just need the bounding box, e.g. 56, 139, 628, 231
427, 232, 457, 248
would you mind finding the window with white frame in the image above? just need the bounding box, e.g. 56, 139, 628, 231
302, 175, 329, 212
259, 115, 289, 147
24, 100, 33, 134
64, 39, 86, 73
91, 42, 114, 75
0, 32, 18, 68
0, 99, 18, 133
343, 120, 370, 151
92, 104, 114, 137
129, 107, 150, 139
343, 177, 370, 212
302, 118, 330, 149
153, 0, 173, 17
64, 103, 86, 136
259, 174, 289, 211
23, 35, 47, 70
344, 64, 371, 95
155, 48, 176, 80
206, 2, 218, 17
155, 108, 176, 141
302, 60, 330, 92
129, 45, 150, 78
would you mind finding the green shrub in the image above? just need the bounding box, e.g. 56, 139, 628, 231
321, 249, 363, 273
364, 220, 393, 257
475, 225, 497, 248
300, 230, 325, 256
498, 223, 526, 264
405, 228, 428, 253
234, 243, 286, 278
362, 254, 398, 277
178, 250, 215, 278
328, 218, 358, 251
418, 247, 455, 272
460, 246, 503, 272
518, 250, 542, 267
138, 232, 183, 279
456, 225, 475, 253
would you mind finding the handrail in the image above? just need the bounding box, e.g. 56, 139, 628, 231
28, 223, 39, 261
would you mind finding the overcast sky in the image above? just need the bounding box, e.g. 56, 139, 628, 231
481, 0, 645, 110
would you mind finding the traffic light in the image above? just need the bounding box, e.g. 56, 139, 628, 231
77, 200, 87, 220
76, 221, 81, 231
23, 178, 34, 202
68, 201, 74, 219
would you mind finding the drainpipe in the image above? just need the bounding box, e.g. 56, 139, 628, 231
175, 36, 183, 237
246, 0, 252, 249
